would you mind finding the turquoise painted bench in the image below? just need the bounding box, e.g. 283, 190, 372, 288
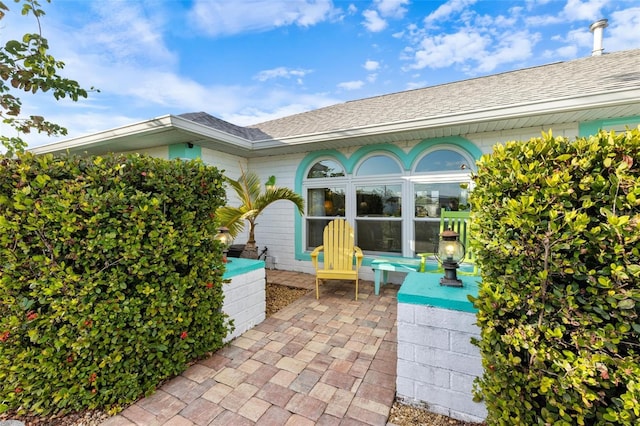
371, 257, 433, 295
371, 257, 477, 295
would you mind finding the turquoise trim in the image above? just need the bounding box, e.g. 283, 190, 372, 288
408, 136, 483, 168
579, 116, 640, 137
294, 151, 349, 258
222, 258, 265, 279
398, 271, 479, 313
169, 143, 201, 160
349, 144, 408, 171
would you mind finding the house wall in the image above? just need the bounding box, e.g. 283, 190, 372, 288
248, 152, 307, 269
201, 147, 250, 244
245, 123, 583, 277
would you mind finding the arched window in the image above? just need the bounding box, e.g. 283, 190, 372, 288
300, 144, 478, 257
356, 155, 402, 176
305, 159, 347, 249
353, 154, 403, 254
412, 148, 474, 254
307, 159, 345, 178
415, 149, 470, 173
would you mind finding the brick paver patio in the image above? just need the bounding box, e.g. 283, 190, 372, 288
102, 270, 400, 425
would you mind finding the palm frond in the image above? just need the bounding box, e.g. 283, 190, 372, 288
215, 206, 246, 237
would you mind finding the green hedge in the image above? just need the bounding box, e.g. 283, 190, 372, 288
470, 129, 640, 424
0, 152, 231, 415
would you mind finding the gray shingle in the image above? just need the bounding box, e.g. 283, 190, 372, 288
182, 49, 640, 141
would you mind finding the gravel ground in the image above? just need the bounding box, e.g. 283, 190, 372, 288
1, 282, 483, 426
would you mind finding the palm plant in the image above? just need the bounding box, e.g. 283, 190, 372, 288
216, 170, 304, 258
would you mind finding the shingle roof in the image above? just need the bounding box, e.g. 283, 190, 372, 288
235, 49, 639, 139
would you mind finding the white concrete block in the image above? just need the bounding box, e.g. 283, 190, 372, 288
450, 331, 480, 356
397, 341, 415, 362
399, 324, 450, 350
398, 359, 450, 388
415, 306, 478, 331
397, 304, 415, 324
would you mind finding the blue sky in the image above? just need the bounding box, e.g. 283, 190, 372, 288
4, 0, 639, 148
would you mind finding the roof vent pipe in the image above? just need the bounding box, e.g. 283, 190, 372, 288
589, 19, 608, 56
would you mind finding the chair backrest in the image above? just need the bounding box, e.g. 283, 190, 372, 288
440, 211, 474, 265
322, 219, 356, 271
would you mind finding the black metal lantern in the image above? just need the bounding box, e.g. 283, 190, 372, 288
214, 227, 234, 263
435, 229, 466, 287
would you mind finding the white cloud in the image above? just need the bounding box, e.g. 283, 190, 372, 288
527, 0, 608, 26
606, 7, 640, 52
375, 0, 410, 19
224, 92, 341, 126
362, 9, 387, 32
367, 73, 378, 83
364, 60, 380, 71
562, 0, 608, 22
409, 30, 490, 70
475, 31, 540, 72
254, 67, 312, 82
405, 80, 427, 90
188, 0, 338, 36
423, 0, 478, 27
338, 80, 365, 90
78, 1, 175, 66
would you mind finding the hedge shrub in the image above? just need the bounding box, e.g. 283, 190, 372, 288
469, 128, 640, 425
0, 152, 231, 415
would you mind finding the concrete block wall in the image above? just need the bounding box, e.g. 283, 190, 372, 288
222, 267, 266, 342
397, 303, 487, 423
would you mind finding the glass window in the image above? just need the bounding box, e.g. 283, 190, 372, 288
355, 184, 402, 254
414, 181, 469, 253
307, 187, 345, 217
415, 149, 469, 172
302, 146, 475, 257
306, 187, 345, 250
307, 160, 345, 178
356, 155, 401, 176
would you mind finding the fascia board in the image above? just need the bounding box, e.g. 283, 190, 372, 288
30, 115, 176, 154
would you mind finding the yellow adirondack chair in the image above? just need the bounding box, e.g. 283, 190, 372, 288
310, 219, 364, 300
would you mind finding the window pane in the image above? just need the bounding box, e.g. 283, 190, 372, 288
415, 150, 469, 172
414, 181, 469, 253
307, 188, 345, 217
356, 219, 402, 253
307, 160, 345, 178
414, 220, 440, 253
414, 182, 468, 218
356, 185, 402, 217
307, 219, 332, 249
356, 155, 401, 176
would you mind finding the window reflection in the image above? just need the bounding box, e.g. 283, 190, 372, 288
356, 185, 402, 217
307, 188, 345, 217
415, 150, 469, 172
308, 160, 345, 178
414, 182, 469, 254
356, 220, 402, 253
356, 155, 401, 176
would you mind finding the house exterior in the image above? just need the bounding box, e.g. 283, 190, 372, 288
32, 48, 640, 281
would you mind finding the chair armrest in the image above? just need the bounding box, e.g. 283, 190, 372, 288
310, 245, 324, 269
354, 246, 364, 268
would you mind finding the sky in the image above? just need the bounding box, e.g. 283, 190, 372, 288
3, 0, 640, 148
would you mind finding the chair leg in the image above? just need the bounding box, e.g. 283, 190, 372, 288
316, 277, 320, 299
355, 278, 358, 301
